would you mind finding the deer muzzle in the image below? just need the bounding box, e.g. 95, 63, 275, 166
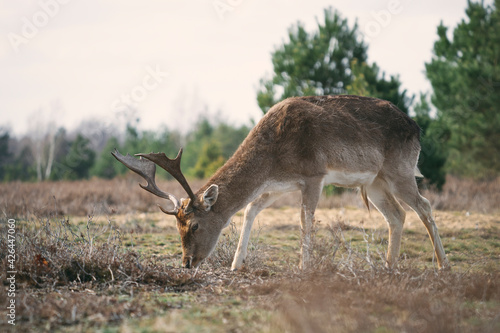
183, 256, 193, 269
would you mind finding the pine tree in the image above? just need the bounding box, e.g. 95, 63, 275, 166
257, 7, 411, 114
62, 134, 96, 180
413, 93, 449, 189
426, 0, 500, 178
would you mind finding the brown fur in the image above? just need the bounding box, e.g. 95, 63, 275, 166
203, 95, 420, 213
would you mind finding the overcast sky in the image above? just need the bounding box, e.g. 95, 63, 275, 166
0, 0, 490, 137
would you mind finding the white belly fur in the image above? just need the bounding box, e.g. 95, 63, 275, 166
323, 170, 376, 187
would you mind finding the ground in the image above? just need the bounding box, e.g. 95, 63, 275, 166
1, 205, 499, 332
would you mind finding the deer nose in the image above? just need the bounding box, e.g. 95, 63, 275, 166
183, 257, 192, 269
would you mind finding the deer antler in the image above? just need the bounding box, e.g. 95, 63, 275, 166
137, 149, 197, 203
111, 149, 180, 215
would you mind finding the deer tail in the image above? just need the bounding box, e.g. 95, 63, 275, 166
414, 166, 424, 178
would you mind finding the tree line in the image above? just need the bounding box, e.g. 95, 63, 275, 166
1, 1, 498, 189
0, 118, 250, 182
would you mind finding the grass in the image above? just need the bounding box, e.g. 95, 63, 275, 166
1, 177, 499, 332
1, 175, 499, 217
2, 211, 499, 332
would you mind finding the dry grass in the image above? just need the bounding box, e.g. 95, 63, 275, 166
204, 221, 265, 270
260, 221, 500, 333
0, 208, 267, 332
1, 176, 499, 332
0, 214, 199, 289
2, 175, 499, 218
1, 210, 499, 332
0, 175, 207, 217
0, 211, 206, 332
268, 268, 500, 333
422, 176, 500, 213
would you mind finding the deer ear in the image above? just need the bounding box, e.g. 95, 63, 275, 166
202, 184, 219, 211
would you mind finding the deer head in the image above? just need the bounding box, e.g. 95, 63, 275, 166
111, 149, 222, 268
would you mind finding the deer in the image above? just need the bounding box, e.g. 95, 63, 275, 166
112, 95, 449, 271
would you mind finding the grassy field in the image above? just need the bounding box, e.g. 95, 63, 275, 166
1, 178, 499, 332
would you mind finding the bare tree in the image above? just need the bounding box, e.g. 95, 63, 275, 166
28, 102, 62, 181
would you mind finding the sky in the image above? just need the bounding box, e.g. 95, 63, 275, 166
0, 0, 491, 137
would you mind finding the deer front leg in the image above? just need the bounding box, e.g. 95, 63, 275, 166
300, 204, 314, 270
300, 178, 323, 270
231, 192, 282, 271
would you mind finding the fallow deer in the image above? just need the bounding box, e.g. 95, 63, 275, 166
112, 95, 449, 270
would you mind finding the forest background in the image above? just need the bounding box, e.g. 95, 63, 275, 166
1, 1, 499, 190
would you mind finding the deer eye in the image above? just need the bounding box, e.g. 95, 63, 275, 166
191, 224, 199, 232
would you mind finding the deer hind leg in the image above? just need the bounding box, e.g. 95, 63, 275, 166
366, 180, 406, 268
231, 192, 283, 271
394, 180, 450, 269
300, 178, 323, 270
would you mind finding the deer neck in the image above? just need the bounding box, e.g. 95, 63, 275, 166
199, 144, 271, 224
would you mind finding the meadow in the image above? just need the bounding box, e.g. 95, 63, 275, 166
1, 176, 499, 332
